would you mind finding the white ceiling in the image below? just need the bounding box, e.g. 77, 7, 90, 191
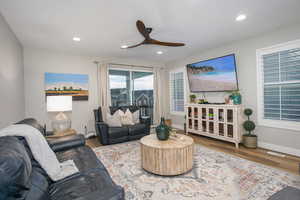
1, 0, 300, 63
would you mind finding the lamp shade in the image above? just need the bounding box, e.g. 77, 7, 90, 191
47, 96, 72, 112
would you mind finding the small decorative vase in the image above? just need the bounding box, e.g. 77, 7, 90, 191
231, 94, 241, 105
190, 97, 196, 103
156, 117, 170, 140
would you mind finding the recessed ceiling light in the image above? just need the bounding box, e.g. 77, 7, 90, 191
157, 51, 163, 55
236, 14, 247, 21
73, 37, 81, 42
121, 45, 128, 49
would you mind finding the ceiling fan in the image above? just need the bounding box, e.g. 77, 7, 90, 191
124, 20, 185, 49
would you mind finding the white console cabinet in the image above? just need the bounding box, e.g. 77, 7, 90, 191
185, 104, 244, 148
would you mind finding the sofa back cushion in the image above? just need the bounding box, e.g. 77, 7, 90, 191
109, 106, 139, 115
16, 118, 45, 135
0, 136, 32, 199
16, 137, 51, 200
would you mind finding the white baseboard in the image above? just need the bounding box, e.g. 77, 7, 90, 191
170, 124, 300, 157
172, 124, 184, 130
258, 141, 300, 157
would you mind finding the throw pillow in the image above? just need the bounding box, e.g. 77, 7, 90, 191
106, 111, 122, 127
119, 109, 134, 125
132, 110, 140, 124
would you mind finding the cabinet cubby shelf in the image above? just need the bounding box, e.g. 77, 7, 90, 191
185, 104, 244, 148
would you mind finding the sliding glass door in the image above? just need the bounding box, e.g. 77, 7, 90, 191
109, 69, 154, 121
109, 70, 131, 106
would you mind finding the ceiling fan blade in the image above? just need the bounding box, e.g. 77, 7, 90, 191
150, 39, 185, 47
136, 20, 150, 39
126, 41, 145, 48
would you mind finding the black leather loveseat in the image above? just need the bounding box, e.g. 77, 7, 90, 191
0, 118, 124, 200
94, 106, 151, 145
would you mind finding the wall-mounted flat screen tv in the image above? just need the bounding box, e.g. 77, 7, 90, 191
187, 54, 239, 92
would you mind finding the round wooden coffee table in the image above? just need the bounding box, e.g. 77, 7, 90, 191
140, 134, 194, 176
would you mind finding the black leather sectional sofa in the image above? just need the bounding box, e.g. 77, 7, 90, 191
0, 118, 124, 200
94, 106, 151, 145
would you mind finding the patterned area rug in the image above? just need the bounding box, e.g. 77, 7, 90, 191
93, 141, 300, 200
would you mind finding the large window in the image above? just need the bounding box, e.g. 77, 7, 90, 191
257, 40, 300, 130
109, 69, 154, 120
170, 70, 185, 114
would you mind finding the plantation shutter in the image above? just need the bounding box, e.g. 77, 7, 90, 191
170, 71, 184, 112
262, 47, 300, 122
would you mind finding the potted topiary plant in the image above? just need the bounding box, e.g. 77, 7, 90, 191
242, 108, 257, 148
229, 90, 242, 105
189, 94, 196, 103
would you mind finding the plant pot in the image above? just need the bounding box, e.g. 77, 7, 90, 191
231, 94, 242, 105
243, 135, 257, 148
156, 117, 170, 140
190, 97, 196, 103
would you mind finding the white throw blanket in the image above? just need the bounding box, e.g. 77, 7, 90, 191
0, 124, 78, 181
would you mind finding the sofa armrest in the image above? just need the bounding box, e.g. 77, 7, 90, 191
47, 134, 86, 153
95, 122, 109, 145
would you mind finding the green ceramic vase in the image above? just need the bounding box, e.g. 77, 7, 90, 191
156, 117, 170, 140
231, 94, 242, 105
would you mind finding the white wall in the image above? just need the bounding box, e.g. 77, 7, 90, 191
164, 23, 300, 155
0, 14, 25, 128
24, 47, 164, 134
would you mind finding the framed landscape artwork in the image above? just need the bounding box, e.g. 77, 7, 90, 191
45, 72, 89, 101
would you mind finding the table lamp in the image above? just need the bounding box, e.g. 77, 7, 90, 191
47, 96, 72, 132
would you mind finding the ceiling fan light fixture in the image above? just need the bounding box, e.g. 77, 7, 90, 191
156, 51, 163, 55
124, 20, 185, 49
236, 14, 247, 21
73, 37, 81, 42
121, 45, 128, 49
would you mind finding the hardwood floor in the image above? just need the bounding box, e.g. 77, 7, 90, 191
86, 136, 101, 148
87, 132, 300, 175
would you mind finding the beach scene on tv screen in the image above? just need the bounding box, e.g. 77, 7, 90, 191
187, 55, 238, 92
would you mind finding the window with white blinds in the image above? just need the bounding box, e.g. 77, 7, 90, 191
170, 71, 185, 114
257, 40, 300, 130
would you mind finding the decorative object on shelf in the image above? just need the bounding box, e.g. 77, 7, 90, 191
225, 96, 230, 104
242, 108, 257, 148
45, 72, 89, 101
229, 90, 241, 105
198, 99, 205, 104
47, 96, 72, 133
198, 99, 209, 104
156, 117, 170, 140
189, 94, 197, 103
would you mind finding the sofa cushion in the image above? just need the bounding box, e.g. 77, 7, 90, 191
16, 118, 45, 135
267, 186, 300, 200
119, 109, 134, 125
109, 106, 139, 115
106, 110, 122, 127
15, 137, 51, 200
24, 168, 51, 200
127, 123, 147, 136
108, 127, 128, 139
49, 168, 124, 200
0, 136, 32, 199
56, 146, 106, 172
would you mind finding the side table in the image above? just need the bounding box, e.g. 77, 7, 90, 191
46, 129, 77, 139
